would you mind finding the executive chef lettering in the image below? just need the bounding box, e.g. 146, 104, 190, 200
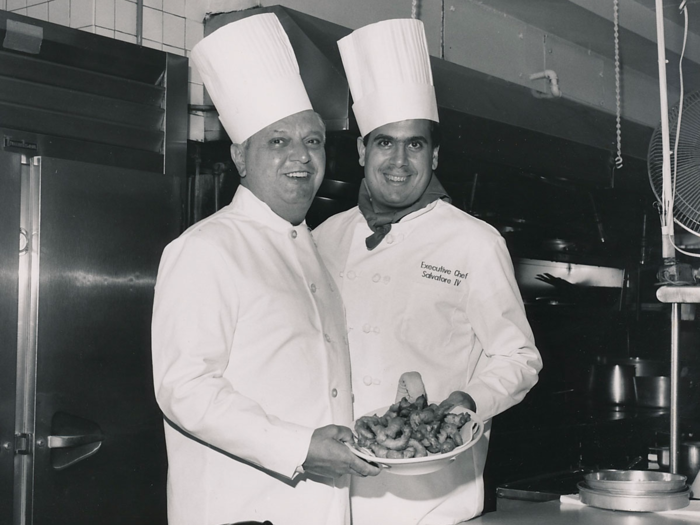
420, 261, 468, 286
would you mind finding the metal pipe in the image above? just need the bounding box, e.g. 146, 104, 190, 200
136, 0, 143, 46
655, 0, 675, 258
671, 302, 680, 473
529, 70, 561, 98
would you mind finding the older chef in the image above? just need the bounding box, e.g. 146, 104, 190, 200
151, 13, 379, 525
313, 19, 543, 525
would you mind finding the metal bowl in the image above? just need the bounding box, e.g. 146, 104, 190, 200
578, 482, 690, 512
584, 470, 687, 493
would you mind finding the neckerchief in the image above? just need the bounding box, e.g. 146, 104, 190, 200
357, 174, 451, 250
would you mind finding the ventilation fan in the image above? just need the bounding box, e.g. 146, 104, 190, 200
648, 90, 700, 244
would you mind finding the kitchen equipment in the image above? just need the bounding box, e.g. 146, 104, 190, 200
635, 376, 671, 407
588, 363, 637, 405
680, 442, 700, 484
648, 90, 700, 243
578, 481, 690, 512
650, 441, 700, 485
347, 406, 483, 476
584, 470, 687, 493
0, 11, 186, 525
599, 357, 668, 377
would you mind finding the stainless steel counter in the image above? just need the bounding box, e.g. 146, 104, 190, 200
467, 500, 700, 524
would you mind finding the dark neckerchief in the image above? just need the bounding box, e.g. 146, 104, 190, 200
357, 174, 451, 250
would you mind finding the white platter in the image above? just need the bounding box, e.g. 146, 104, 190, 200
347, 405, 483, 476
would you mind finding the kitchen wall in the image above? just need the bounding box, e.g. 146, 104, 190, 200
4, 0, 698, 146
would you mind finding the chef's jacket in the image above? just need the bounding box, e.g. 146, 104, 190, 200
152, 185, 353, 525
313, 199, 542, 525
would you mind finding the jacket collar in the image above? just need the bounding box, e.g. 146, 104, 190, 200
231, 185, 308, 232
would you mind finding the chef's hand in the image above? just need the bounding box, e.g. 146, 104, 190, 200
302, 425, 381, 479
438, 391, 477, 413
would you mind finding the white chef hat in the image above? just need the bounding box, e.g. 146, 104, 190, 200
191, 13, 313, 144
338, 18, 439, 137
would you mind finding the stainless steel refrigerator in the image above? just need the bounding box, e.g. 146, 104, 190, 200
0, 12, 187, 525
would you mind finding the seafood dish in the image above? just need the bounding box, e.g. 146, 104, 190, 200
353, 395, 478, 460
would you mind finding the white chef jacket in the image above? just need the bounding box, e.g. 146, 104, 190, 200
313, 198, 542, 525
152, 185, 353, 525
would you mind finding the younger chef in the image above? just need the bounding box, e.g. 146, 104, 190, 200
313, 18, 542, 524
151, 13, 379, 525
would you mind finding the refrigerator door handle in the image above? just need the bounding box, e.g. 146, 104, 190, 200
45, 412, 104, 470
47, 434, 103, 448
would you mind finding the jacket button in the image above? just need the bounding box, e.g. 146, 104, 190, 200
291, 230, 298, 239
372, 273, 381, 283
310, 283, 317, 293
363, 376, 372, 386
386, 234, 394, 244
362, 324, 371, 333
383, 276, 391, 284
324, 333, 331, 342
347, 270, 356, 280
373, 326, 380, 334
331, 388, 338, 397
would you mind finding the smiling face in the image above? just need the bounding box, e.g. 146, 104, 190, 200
231, 110, 326, 225
358, 119, 439, 213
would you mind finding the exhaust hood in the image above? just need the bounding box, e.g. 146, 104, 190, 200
204, 5, 654, 192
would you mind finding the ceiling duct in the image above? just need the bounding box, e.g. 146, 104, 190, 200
205, 5, 655, 191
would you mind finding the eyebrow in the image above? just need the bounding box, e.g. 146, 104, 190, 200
373, 134, 428, 143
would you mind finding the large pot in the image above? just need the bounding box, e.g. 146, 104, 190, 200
634, 376, 671, 408
598, 356, 667, 377
588, 363, 637, 405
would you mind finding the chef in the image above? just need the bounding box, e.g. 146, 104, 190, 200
151, 13, 379, 525
313, 19, 543, 524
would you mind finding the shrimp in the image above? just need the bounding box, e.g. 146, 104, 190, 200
403, 447, 416, 459
409, 406, 438, 429
437, 423, 460, 444
440, 438, 456, 453
422, 434, 441, 454
370, 442, 389, 458
367, 419, 388, 443
407, 438, 428, 458
444, 412, 471, 428
384, 417, 405, 438
377, 425, 412, 451
355, 416, 380, 441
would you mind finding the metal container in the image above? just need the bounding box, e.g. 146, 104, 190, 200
634, 376, 671, 408
680, 441, 700, 484
588, 363, 637, 405
578, 482, 690, 512
584, 470, 687, 493
603, 357, 668, 377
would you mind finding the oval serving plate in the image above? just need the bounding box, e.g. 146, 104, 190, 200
347, 406, 484, 476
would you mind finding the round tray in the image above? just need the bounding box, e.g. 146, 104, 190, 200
584, 470, 687, 493
578, 482, 691, 512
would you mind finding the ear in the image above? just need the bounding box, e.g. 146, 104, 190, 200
431, 146, 440, 171
230, 144, 246, 177
356, 136, 366, 167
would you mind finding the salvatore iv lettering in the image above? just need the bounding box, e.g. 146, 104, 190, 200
420, 261, 469, 286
